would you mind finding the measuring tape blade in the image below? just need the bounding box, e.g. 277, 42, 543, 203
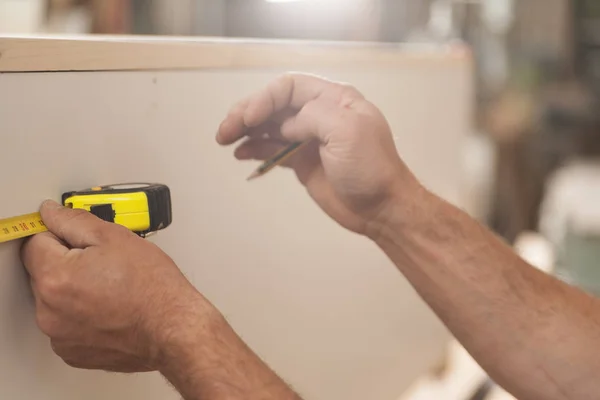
0, 213, 48, 244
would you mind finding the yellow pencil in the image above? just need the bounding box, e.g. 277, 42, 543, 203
247, 141, 310, 181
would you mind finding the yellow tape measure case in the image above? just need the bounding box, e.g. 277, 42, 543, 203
62, 183, 172, 236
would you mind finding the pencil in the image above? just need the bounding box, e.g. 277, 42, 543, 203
247, 141, 310, 181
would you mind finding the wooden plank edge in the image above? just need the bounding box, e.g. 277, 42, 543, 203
0, 35, 472, 73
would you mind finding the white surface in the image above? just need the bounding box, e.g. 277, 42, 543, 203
0, 0, 43, 33
400, 341, 488, 400
461, 133, 496, 221
514, 232, 555, 274
0, 53, 470, 400
540, 160, 600, 241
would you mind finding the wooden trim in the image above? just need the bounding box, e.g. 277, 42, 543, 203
0, 35, 471, 72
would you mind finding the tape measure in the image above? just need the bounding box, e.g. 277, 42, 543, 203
0, 183, 172, 244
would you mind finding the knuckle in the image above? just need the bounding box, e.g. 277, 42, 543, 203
50, 341, 70, 360
339, 83, 361, 96
36, 313, 61, 337
269, 74, 296, 105
86, 226, 109, 244
332, 83, 364, 106
23, 232, 43, 248
105, 223, 135, 242
277, 72, 296, 86
37, 272, 69, 301
61, 357, 83, 369
113, 222, 134, 236
50, 339, 61, 352
21, 235, 41, 261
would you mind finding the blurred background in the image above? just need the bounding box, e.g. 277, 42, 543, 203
1, 1, 600, 399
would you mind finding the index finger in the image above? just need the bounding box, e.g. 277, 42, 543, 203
216, 73, 332, 145
21, 231, 69, 279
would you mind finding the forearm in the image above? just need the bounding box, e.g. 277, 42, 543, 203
157, 301, 302, 400
372, 187, 600, 400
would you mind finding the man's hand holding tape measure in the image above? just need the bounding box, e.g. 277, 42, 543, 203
18, 73, 600, 400
22, 200, 207, 373
20, 188, 297, 399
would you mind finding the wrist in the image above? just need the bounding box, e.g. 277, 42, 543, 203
365, 181, 435, 244
152, 295, 295, 399
150, 291, 226, 375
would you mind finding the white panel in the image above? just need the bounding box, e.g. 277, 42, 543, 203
0, 64, 468, 400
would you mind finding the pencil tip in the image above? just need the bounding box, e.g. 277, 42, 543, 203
247, 171, 261, 181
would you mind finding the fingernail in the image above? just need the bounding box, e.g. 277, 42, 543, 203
42, 199, 62, 209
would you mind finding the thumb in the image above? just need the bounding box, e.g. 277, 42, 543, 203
40, 200, 112, 248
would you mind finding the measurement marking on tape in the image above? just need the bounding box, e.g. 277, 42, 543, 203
0, 212, 48, 244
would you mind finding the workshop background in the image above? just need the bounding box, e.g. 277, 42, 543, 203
1, 1, 599, 399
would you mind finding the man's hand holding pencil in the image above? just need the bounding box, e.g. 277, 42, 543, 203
216, 73, 423, 239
